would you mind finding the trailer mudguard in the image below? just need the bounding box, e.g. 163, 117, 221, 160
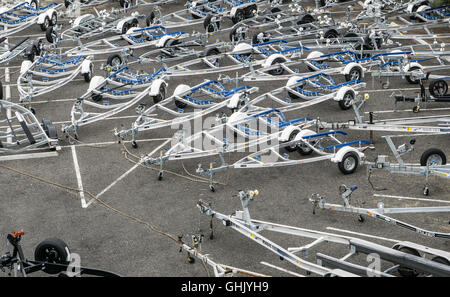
306, 51, 324, 60
262, 54, 287, 69
20, 60, 33, 75
227, 92, 244, 109
286, 76, 302, 87
334, 86, 355, 102
73, 14, 95, 27
403, 62, 423, 72
232, 43, 253, 54
279, 126, 301, 142
342, 62, 365, 77
88, 76, 105, 92
173, 84, 190, 97
330, 146, 363, 163
80, 59, 92, 74
149, 79, 167, 96
156, 35, 173, 48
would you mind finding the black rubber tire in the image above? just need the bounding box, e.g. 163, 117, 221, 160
338, 151, 359, 174
28, 46, 37, 62
284, 130, 299, 152
0, 81, 3, 100
343, 32, 359, 43
107, 54, 123, 68
252, 33, 269, 45
431, 256, 450, 266
121, 22, 129, 35
205, 47, 220, 57
420, 148, 447, 166
397, 247, 421, 277
131, 140, 138, 149
405, 66, 422, 84
244, 4, 257, 18
232, 9, 245, 24
46, 26, 56, 43
229, 25, 245, 42
338, 90, 355, 110
83, 64, 93, 83
271, 7, 281, 14
120, 0, 131, 8
40, 16, 50, 31
29, 0, 38, 9
153, 85, 166, 104
345, 66, 362, 82
429, 79, 448, 97
324, 29, 339, 39
203, 15, 220, 32
34, 238, 70, 275
64, 0, 72, 8
287, 90, 300, 100
50, 11, 58, 26
146, 12, 155, 26
297, 14, 314, 26
268, 57, 286, 75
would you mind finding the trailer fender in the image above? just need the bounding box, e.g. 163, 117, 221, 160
334, 86, 355, 102
227, 111, 248, 125
116, 16, 136, 32
230, 7, 239, 18
37, 9, 56, 25
88, 76, 105, 92
262, 54, 287, 69
403, 62, 423, 72
406, 3, 416, 13
149, 79, 167, 97
342, 62, 365, 77
80, 59, 92, 74
416, 5, 430, 13
126, 27, 140, 35
73, 14, 95, 27
227, 93, 244, 109
173, 84, 191, 97
331, 146, 363, 163
306, 51, 324, 60
20, 60, 33, 75
286, 76, 303, 87
279, 126, 301, 142
232, 42, 253, 54
156, 35, 174, 48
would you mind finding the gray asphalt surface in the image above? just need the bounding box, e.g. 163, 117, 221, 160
0, 0, 449, 277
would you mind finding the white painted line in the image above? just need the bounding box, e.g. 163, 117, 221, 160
0, 151, 58, 161
326, 227, 400, 243
85, 138, 172, 208
71, 145, 87, 208
373, 194, 450, 204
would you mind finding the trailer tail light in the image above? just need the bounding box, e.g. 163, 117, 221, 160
12, 229, 24, 238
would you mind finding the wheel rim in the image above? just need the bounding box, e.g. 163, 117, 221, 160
433, 81, 446, 96
343, 93, 353, 107
344, 156, 356, 171
42, 247, 61, 263
350, 69, 360, 81
30, 1, 37, 9
112, 57, 122, 67
427, 154, 443, 166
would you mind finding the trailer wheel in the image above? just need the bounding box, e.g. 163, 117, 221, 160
131, 140, 138, 149
40, 16, 50, 31
42, 118, 57, 139
232, 9, 245, 24
345, 66, 362, 82
338, 152, 359, 174
268, 57, 285, 75
429, 79, 448, 97
297, 14, 314, 25
324, 29, 339, 40
146, 12, 156, 26
27, 46, 38, 62
244, 4, 257, 18
252, 32, 269, 45
0, 81, 3, 100
152, 85, 166, 104
46, 26, 57, 43
64, 0, 72, 8
420, 148, 446, 166
284, 130, 298, 152
34, 238, 70, 275
343, 32, 359, 43
405, 66, 422, 84
83, 63, 93, 83
107, 54, 123, 68
204, 47, 220, 66
431, 256, 450, 266
50, 11, 58, 26
29, 0, 38, 9
338, 90, 355, 110
229, 25, 245, 42
204, 15, 220, 33
120, 0, 131, 8
397, 247, 420, 277
298, 141, 314, 155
